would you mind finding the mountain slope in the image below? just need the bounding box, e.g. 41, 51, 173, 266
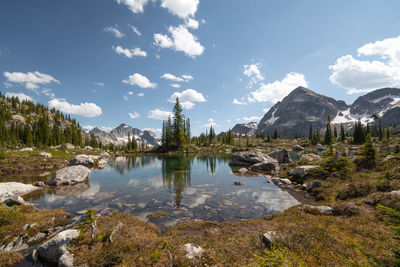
232, 122, 258, 135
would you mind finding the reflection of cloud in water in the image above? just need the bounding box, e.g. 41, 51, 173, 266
184, 187, 197, 195
235, 188, 250, 196
44, 194, 64, 203
128, 179, 140, 186
147, 177, 163, 187
81, 183, 101, 197
251, 191, 299, 211
184, 192, 212, 208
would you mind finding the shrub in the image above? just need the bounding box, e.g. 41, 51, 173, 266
336, 182, 374, 200
332, 202, 361, 217
319, 155, 353, 179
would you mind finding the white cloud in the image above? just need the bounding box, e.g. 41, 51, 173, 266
123, 95, 128, 101
263, 107, 270, 113
154, 25, 204, 58
131, 25, 142, 36
41, 88, 55, 98
243, 63, 264, 88
170, 83, 181, 88
48, 98, 102, 117
185, 18, 199, 29
248, 72, 308, 103
128, 111, 140, 119
103, 26, 125, 38
4, 71, 60, 90
204, 118, 217, 127
161, 73, 193, 82
182, 74, 193, 81
128, 91, 133, 95
147, 108, 173, 120
143, 128, 162, 134
329, 36, 400, 94
84, 126, 113, 133
116, 0, 149, 14
94, 82, 105, 86
5, 92, 34, 102
160, 0, 199, 19
233, 98, 247, 105
123, 73, 157, 88
112, 46, 147, 58
168, 88, 206, 110
243, 116, 261, 121
137, 92, 144, 97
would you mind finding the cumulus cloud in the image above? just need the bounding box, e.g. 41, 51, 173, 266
5, 92, 34, 102
116, 0, 149, 14
131, 25, 142, 36
112, 46, 147, 58
204, 118, 217, 127
243, 116, 261, 121
103, 26, 125, 38
48, 98, 102, 117
248, 72, 308, 103
94, 82, 105, 86
160, 0, 199, 19
243, 63, 264, 88
170, 83, 181, 88
4, 71, 60, 90
161, 73, 193, 82
233, 98, 247, 105
168, 88, 206, 110
83, 126, 113, 132
123, 73, 157, 88
137, 92, 144, 97
41, 88, 55, 98
154, 25, 204, 58
185, 18, 199, 29
128, 111, 140, 119
329, 35, 400, 94
123, 95, 128, 101
143, 128, 162, 134
147, 108, 173, 120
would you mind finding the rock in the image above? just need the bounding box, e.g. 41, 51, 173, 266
249, 160, 278, 172
5, 195, 31, 207
64, 143, 75, 150
183, 243, 204, 259
290, 165, 317, 178
100, 151, 110, 159
292, 145, 305, 151
234, 181, 244, 186
69, 154, 97, 167
300, 153, 323, 163
238, 167, 248, 174
109, 222, 124, 243
224, 149, 232, 153
84, 146, 93, 150
48, 165, 91, 186
229, 150, 271, 167
384, 155, 395, 161
35, 181, 46, 187
28, 232, 47, 244
280, 178, 291, 185
295, 184, 307, 190
97, 159, 108, 169
10, 243, 28, 252
0, 182, 39, 202
38, 229, 79, 266
38, 152, 52, 158
315, 144, 327, 152
268, 148, 292, 164
306, 180, 322, 192
59, 250, 74, 267
390, 190, 400, 197
32, 249, 38, 261
19, 147, 34, 152
299, 205, 333, 215
262, 231, 277, 249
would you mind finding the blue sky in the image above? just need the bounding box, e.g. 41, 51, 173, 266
1, 0, 400, 135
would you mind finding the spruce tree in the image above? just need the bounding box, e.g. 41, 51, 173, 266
309, 124, 313, 141
324, 114, 333, 145
360, 133, 376, 169
340, 123, 345, 142
172, 98, 185, 149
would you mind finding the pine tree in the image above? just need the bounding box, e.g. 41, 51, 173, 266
273, 129, 278, 139
324, 114, 333, 145
378, 119, 383, 140
340, 123, 346, 142
360, 133, 376, 169
172, 98, 185, 150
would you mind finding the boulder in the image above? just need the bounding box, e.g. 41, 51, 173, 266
38, 152, 52, 158
383, 155, 395, 161
390, 190, 400, 197
0, 182, 39, 202
306, 180, 322, 192
262, 231, 277, 249
97, 159, 108, 169
35, 181, 46, 187
48, 166, 91, 186
229, 150, 270, 167
249, 160, 278, 172
183, 243, 204, 259
19, 147, 33, 152
290, 165, 317, 178
268, 148, 291, 164
299, 205, 333, 215
315, 144, 327, 152
63, 143, 75, 150
99, 151, 110, 159
292, 145, 305, 151
300, 153, 322, 163
38, 229, 79, 266
5, 195, 32, 206
234, 181, 244, 186
84, 146, 93, 150
238, 167, 248, 174
69, 154, 98, 167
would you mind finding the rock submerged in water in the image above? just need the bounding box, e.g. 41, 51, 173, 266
249, 161, 278, 172
0, 182, 39, 202
268, 148, 292, 164
229, 150, 271, 167
48, 165, 91, 186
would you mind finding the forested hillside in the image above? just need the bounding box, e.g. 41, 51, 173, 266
0, 92, 92, 148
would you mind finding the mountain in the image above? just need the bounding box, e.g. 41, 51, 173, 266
232, 122, 258, 135
245, 87, 400, 137
256, 86, 348, 137
90, 123, 161, 147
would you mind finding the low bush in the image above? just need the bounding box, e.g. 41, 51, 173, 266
332, 202, 361, 217
336, 182, 374, 200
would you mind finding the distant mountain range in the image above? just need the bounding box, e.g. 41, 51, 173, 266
232, 87, 400, 137
88, 123, 161, 147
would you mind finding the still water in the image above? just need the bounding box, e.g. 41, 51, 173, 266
27, 154, 299, 230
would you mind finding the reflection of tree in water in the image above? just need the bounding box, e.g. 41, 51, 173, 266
161, 155, 193, 207
196, 153, 231, 176
109, 156, 157, 174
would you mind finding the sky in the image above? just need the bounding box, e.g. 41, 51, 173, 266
1, 0, 400, 135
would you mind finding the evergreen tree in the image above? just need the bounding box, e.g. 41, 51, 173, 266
309, 124, 313, 141
340, 123, 346, 142
273, 129, 278, 139
172, 98, 185, 149
360, 133, 376, 169
324, 114, 333, 145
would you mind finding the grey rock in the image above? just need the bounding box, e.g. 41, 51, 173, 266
48, 165, 91, 186
84, 146, 93, 150
300, 153, 323, 163
183, 243, 204, 259
28, 232, 47, 244
109, 222, 124, 243
268, 148, 292, 164
10, 243, 28, 252
35, 181, 46, 187
38, 152, 52, 158
229, 150, 271, 167
383, 155, 395, 161
299, 205, 333, 215
390, 190, 400, 197
69, 154, 96, 167
38, 229, 79, 265
262, 231, 277, 249
279, 178, 291, 185
290, 165, 317, 178
0, 182, 39, 202
306, 180, 322, 192
19, 147, 34, 152
315, 144, 327, 152
292, 145, 305, 151
5, 195, 28, 206
249, 161, 278, 172
238, 167, 248, 174
97, 159, 108, 169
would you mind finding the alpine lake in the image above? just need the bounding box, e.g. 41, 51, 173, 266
23, 153, 302, 231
